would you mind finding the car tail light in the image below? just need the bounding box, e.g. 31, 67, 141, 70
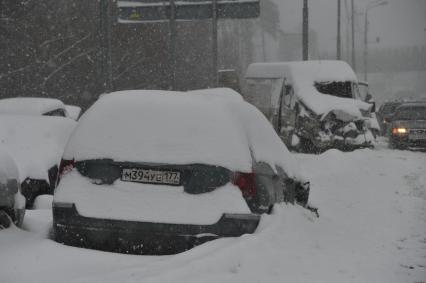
392, 127, 408, 135
232, 172, 256, 198
58, 159, 75, 178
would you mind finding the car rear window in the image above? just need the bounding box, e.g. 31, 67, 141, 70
394, 106, 426, 120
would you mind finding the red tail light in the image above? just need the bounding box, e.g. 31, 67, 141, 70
58, 159, 75, 179
232, 172, 256, 198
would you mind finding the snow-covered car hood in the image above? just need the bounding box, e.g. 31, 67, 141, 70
0, 115, 76, 182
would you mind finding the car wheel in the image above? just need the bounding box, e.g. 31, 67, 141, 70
0, 210, 12, 230
14, 208, 25, 228
299, 137, 319, 154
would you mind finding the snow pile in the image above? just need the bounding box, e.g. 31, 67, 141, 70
0, 115, 76, 181
2, 147, 425, 283
246, 60, 371, 118
0, 97, 66, 116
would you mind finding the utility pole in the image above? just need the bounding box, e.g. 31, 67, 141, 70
100, 0, 113, 93
212, 0, 218, 87
364, 7, 368, 82
364, 1, 388, 82
169, 0, 177, 90
337, 0, 341, 60
351, 0, 356, 71
302, 0, 309, 61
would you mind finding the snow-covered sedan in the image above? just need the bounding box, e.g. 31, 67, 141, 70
53, 89, 310, 254
0, 115, 76, 207
0, 97, 69, 117
0, 148, 25, 229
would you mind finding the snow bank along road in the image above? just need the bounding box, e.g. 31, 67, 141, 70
0, 147, 425, 283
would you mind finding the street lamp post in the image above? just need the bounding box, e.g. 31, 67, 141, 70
364, 0, 388, 82
337, 0, 341, 60
302, 0, 309, 61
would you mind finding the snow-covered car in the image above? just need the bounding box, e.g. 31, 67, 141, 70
388, 102, 426, 150
244, 60, 375, 152
0, 148, 25, 229
53, 89, 310, 255
0, 97, 69, 117
0, 115, 76, 207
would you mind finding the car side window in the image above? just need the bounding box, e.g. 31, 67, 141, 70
283, 85, 294, 108
43, 108, 67, 117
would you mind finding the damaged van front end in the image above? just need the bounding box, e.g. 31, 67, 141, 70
293, 107, 375, 152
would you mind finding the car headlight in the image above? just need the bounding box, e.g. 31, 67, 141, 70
360, 109, 371, 118
392, 127, 408, 135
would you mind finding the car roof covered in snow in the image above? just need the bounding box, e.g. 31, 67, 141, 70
0, 97, 66, 116
64, 89, 302, 178
245, 60, 370, 117
0, 115, 77, 182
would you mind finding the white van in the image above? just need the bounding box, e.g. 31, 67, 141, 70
244, 60, 375, 152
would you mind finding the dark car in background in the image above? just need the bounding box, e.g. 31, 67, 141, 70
377, 101, 403, 135
53, 89, 310, 255
388, 102, 426, 150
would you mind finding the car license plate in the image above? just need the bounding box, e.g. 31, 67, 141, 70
121, 168, 180, 185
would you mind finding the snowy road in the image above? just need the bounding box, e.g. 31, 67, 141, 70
1, 146, 425, 283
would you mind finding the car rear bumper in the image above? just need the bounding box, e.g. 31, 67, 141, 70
52, 202, 260, 255
389, 136, 426, 149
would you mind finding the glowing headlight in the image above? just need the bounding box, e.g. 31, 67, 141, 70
392, 127, 408, 135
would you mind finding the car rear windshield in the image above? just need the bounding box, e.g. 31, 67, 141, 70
64, 91, 252, 172
394, 107, 426, 120
314, 81, 353, 98
381, 103, 399, 114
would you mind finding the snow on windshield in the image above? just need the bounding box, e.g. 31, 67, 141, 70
64, 90, 253, 172
65, 89, 302, 178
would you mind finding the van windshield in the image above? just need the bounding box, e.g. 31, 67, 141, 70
314, 81, 353, 98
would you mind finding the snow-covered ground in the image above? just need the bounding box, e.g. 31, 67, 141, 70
1, 145, 425, 283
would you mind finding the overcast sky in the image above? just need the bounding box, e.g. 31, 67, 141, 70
274, 0, 426, 52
